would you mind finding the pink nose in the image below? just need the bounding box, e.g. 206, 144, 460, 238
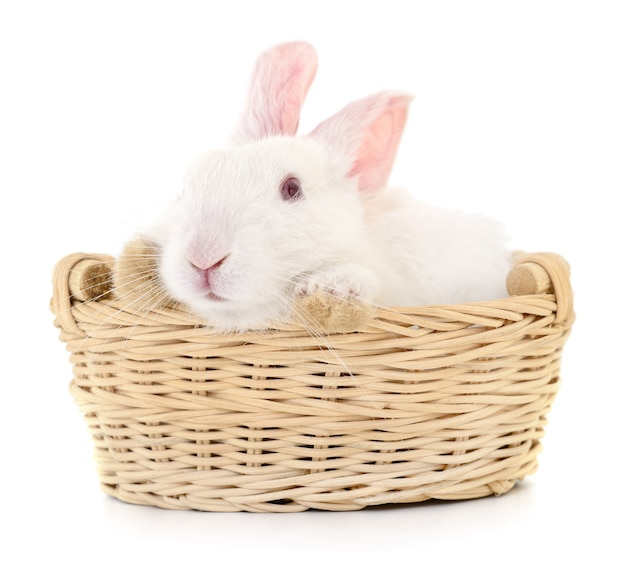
189, 255, 228, 288
189, 255, 228, 272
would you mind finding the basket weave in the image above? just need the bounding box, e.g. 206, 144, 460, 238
51, 251, 574, 512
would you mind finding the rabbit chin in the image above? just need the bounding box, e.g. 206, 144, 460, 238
180, 294, 288, 333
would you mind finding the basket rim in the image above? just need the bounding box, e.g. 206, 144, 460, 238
51, 250, 574, 335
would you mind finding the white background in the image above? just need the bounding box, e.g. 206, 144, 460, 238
1, 1, 624, 562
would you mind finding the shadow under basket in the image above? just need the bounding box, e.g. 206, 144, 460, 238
51, 251, 574, 512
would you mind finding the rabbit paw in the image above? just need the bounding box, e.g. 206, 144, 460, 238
294, 265, 370, 301
292, 266, 375, 333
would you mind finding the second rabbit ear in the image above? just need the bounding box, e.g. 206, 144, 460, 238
233, 42, 318, 143
310, 92, 412, 196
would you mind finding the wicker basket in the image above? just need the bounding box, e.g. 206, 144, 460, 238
51, 251, 574, 512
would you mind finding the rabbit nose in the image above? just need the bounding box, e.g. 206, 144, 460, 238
189, 255, 230, 294
189, 257, 232, 288
189, 255, 229, 273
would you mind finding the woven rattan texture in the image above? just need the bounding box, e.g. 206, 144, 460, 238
51, 252, 574, 512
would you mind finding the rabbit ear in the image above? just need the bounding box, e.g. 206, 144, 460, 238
310, 92, 412, 196
233, 42, 318, 142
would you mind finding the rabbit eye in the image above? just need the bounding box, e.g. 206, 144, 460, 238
280, 176, 303, 202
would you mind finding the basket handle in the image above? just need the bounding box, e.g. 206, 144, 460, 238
50, 253, 114, 334
506, 252, 573, 324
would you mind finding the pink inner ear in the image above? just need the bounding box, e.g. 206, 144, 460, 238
279, 65, 309, 135
238, 42, 318, 141
350, 97, 410, 195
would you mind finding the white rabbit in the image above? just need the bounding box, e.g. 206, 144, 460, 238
132, 41, 511, 332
